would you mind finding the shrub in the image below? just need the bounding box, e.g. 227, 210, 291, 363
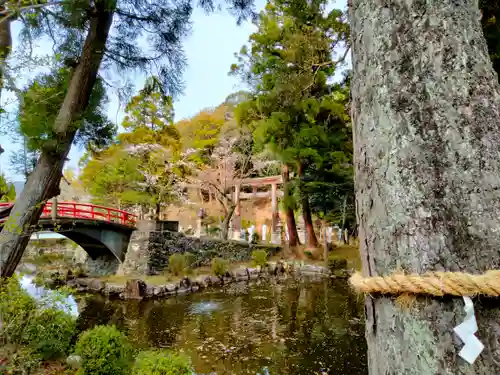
0, 276, 37, 344
327, 253, 348, 272
4, 347, 42, 375
168, 252, 196, 276
75, 325, 133, 375
251, 249, 268, 268
211, 257, 229, 277
73, 265, 87, 278
22, 306, 76, 360
132, 350, 193, 375
250, 232, 260, 244
168, 254, 186, 276
183, 252, 196, 268
0, 277, 77, 361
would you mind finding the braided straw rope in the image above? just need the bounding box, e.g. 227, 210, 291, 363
349, 270, 500, 297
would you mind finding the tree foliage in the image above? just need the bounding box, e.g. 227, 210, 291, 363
119, 76, 179, 149
79, 145, 147, 208
175, 105, 228, 165
232, 0, 352, 244
480, 1, 500, 81
19, 68, 116, 154
0, 175, 16, 202
79, 79, 188, 217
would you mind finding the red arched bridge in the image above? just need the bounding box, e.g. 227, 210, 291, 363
0, 202, 138, 274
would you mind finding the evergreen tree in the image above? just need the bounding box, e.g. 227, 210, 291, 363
232, 0, 350, 248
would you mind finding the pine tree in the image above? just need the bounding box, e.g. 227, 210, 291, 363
232, 0, 350, 248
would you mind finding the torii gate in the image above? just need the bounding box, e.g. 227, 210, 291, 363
231, 175, 283, 243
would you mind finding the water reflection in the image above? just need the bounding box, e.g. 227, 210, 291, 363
77, 277, 368, 375
20, 275, 79, 316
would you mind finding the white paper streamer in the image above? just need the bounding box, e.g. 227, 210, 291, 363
453, 296, 484, 364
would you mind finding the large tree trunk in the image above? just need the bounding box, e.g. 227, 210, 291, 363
282, 164, 300, 247
0, 2, 115, 278
351, 1, 500, 373
221, 204, 236, 240
154, 202, 161, 221
297, 163, 319, 248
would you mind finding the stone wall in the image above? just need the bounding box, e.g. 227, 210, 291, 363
85, 254, 120, 276
120, 230, 281, 276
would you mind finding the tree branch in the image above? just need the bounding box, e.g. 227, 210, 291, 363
312, 46, 350, 70
302, 46, 351, 93
0, 0, 68, 27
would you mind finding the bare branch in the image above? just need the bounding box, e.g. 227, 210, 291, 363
302, 46, 350, 93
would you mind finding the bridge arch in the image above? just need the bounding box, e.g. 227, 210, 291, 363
0, 202, 137, 275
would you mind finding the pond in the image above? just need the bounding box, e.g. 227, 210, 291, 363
72, 276, 368, 375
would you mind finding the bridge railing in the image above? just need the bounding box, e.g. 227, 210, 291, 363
0, 201, 137, 227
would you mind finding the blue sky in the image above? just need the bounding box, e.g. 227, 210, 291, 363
0, 0, 347, 182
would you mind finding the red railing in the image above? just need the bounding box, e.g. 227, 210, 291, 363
0, 201, 137, 227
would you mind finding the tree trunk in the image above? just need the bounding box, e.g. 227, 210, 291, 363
322, 219, 328, 262
221, 204, 236, 240
154, 202, 161, 221
351, 1, 500, 373
282, 164, 299, 247
297, 162, 319, 248
0, 2, 115, 278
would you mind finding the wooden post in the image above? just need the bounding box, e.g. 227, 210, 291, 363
271, 183, 278, 230
271, 183, 281, 244
51, 197, 58, 221
233, 185, 241, 240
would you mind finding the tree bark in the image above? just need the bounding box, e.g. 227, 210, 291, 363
220, 204, 236, 240
0, 1, 115, 278
283, 164, 299, 247
351, 0, 500, 373
154, 202, 161, 221
322, 219, 328, 262
297, 162, 319, 248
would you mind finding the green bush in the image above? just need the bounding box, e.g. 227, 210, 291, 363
211, 257, 229, 277
168, 252, 196, 276
251, 249, 268, 268
132, 350, 193, 375
0, 277, 37, 344
22, 305, 76, 360
0, 277, 77, 361
75, 325, 133, 375
3, 347, 42, 375
327, 253, 348, 271
73, 265, 87, 278
183, 252, 196, 268
250, 232, 260, 244
207, 226, 221, 236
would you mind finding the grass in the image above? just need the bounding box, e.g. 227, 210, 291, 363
327, 245, 362, 270
98, 267, 214, 286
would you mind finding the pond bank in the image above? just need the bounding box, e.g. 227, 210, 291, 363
59, 261, 350, 300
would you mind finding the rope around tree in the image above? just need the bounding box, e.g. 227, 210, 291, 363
349, 270, 500, 297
